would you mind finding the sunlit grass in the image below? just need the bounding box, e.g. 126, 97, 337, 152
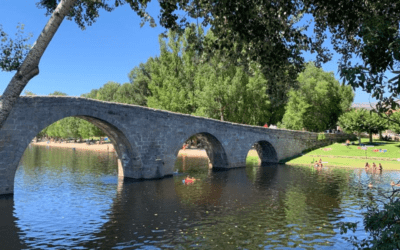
288, 138, 400, 170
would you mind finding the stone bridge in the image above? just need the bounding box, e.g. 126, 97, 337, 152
0, 96, 355, 195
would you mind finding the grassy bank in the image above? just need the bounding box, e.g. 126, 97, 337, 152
286, 138, 400, 170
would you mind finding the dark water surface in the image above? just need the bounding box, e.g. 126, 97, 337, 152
2, 145, 400, 249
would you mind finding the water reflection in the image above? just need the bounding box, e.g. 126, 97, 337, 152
2, 145, 400, 249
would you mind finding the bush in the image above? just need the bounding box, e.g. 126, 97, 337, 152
317, 133, 326, 141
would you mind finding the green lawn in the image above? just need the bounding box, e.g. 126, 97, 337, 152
286, 138, 400, 170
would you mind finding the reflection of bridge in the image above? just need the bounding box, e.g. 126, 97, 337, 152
0, 96, 355, 195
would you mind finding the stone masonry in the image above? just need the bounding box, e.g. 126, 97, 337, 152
0, 96, 356, 195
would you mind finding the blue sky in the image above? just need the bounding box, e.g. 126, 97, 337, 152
0, 0, 388, 104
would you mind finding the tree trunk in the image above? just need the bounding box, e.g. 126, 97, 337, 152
369, 130, 373, 143
0, 0, 78, 129
379, 130, 383, 140
358, 131, 361, 144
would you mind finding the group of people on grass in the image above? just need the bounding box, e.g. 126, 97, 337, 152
365, 162, 383, 172
314, 158, 324, 168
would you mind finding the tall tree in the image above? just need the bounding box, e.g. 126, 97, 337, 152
280, 63, 354, 132
147, 28, 198, 113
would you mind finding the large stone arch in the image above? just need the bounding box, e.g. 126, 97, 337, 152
171, 132, 229, 171
0, 111, 142, 195
249, 140, 278, 164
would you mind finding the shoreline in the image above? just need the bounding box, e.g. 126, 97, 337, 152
30, 141, 260, 158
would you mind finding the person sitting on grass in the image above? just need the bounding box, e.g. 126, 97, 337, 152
346, 139, 350, 146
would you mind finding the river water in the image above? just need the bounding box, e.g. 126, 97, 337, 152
1, 145, 400, 249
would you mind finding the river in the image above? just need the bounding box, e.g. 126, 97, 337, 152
1, 145, 399, 249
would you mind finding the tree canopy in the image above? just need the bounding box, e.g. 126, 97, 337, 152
338, 108, 389, 143
2, 0, 400, 128
279, 63, 354, 132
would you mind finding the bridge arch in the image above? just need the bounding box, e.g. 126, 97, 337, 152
248, 140, 278, 164
172, 132, 229, 171
5, 113, 142, 195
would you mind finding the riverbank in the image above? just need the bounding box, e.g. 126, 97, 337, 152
286, 139, 400, 170
31, 141, 117, 152
30, 141, 259, 158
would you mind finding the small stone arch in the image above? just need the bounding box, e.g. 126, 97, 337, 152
251, 140, 278, 164
174, 132, 229, 170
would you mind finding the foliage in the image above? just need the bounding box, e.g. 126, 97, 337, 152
339, 184, 400, 249
3, 0, 400, 115
305, 0, 400, 113
96, 81, 121, 101
389, 111, 400, 134
23, 90, 36, 96
49, 91, 67, 96
80, 89, 98, 99
339, 109, 389, 143
317, 133, 326, 141
364, 112, 389, 142
338, 109, 367, 136
37, 91, 105, 140
36, 0, 154, 30
0, 23, 32, 71
280, 63, 354, 132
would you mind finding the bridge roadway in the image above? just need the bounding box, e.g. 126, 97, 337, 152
0, 96, 355, 195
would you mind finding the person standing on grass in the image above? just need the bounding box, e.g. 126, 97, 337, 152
373, 162, 377, 170
379, 163, 383, 171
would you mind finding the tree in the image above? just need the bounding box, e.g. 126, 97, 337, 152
49, 91, 67, 96
96, 81, 121, 102
0, 23, 32, 71
338, 109, 367, 144
0, 0, 79, 128
3, 0, 399, 129
280, 63, 354, 132
80, 89, 98, 99
339, 183, 400, 249
0, 0, 156, 128
124, 58, 154, 106
364, 112, 389, 143
147, 29, 197, 114
23, 90, 36, 96
304, 0, 400, 114
389, 111, 400, 135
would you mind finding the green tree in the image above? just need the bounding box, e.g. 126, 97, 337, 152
123, 58, 154, 106
96, 81, 121, 101
81, 89, 98, 99
23, 90, 36, 96
49, 91, 67, 96
147, 28, 197, 114
364, 112, 389, 143
338, 109, 368, 144
389, 111, 400, 134
280, 63, 354, 132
